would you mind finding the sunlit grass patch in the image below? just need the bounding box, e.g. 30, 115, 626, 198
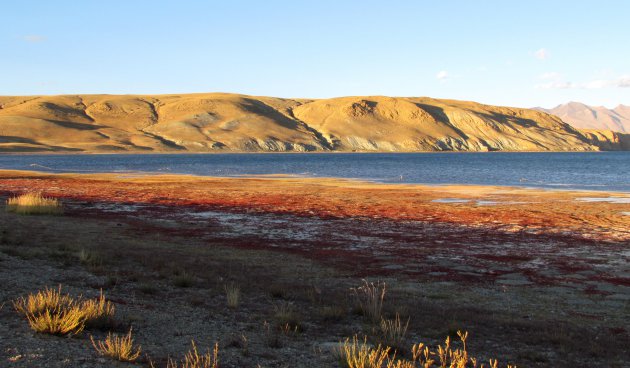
13, 286, 115, 335
149, 340, 218, 368
6, 192, 62, 215
91, 328, 142, 362
340, 331, 517, 368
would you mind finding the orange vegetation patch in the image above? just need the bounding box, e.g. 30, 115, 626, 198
0, 170, 628, 242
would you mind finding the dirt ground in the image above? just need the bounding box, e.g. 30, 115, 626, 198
0, 170, 628, 367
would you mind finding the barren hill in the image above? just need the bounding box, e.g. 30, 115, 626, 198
0, 93, 626, 152
537, 102, 630, 133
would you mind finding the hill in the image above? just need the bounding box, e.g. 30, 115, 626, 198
537, 102, 630, 133
0, 93, 626, 152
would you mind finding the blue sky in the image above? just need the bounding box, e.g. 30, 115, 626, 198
1, 0, 629, 108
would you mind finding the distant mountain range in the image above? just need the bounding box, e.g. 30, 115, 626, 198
0, 93, 628, 153
537, 102, 630, 133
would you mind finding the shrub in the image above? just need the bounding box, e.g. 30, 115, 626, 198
6, 192, 62, 215
91, 328, 142, 362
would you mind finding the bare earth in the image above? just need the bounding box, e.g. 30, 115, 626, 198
0, 170, 629, 367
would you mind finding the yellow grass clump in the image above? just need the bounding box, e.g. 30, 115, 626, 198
91, 328, 142, 362
6, 192, 63, 215
13, 286, 115, 336
340, 331, 517, 368
166, 341, 219, 368
25, 306, 87, 336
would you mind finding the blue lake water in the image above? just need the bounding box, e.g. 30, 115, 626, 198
0, 152, 628, 192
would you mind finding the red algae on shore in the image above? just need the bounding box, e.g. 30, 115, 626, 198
0, 169, 628, 242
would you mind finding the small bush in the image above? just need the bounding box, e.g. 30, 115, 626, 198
224, 282, 240, 309
6, 192, 62, 215
91, 328, 142, 362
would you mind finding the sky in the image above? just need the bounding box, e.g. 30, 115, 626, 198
1, 0, 629, 108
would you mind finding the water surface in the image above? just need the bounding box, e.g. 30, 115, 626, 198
0, 152, 628, 192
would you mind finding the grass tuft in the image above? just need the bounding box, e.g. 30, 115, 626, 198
13, 286, 115, 336
158, 340, 218, 368
91, 328, 142, 362
224, 282, 240, 309
340, 335, 390, 368
6, 192, 62, 215
352, 279, 386, 323
379, 313, 410, 352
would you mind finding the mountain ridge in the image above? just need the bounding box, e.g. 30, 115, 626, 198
536, 102, 630, 133
0, 93, 628, 153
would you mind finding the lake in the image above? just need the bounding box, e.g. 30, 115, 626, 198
0, 152, 628, 192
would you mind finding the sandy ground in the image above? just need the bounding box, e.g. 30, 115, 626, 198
0, 170, 629, 367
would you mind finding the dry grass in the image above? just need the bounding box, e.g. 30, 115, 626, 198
224, 282, 240, 309
352, 279, 386, 323
340, 331, 517, 368
340, 336, 391, 368
13, 286, 74, 316
173, 270, 195, 288
91, 328, 142, 362
273, 301, 302, 332
159, 340, 219, 368
82, 290, 116, 329
380, 313, 410, 350
6, 192, 62, 215
25, 306, 87, 336
13, 286, 115, 335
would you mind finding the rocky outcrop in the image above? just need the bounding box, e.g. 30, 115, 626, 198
0, 93, 621, 152
579, 129, 630, 151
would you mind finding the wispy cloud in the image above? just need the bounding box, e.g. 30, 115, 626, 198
536, 73, 630, 90
22, 35, 46, 43
534, 48, 548, 60
619, 76, 630, 87
435, 70, 449, 80
539, 72, 560, 80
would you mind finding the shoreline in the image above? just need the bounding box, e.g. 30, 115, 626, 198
1, 167, 629, 195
